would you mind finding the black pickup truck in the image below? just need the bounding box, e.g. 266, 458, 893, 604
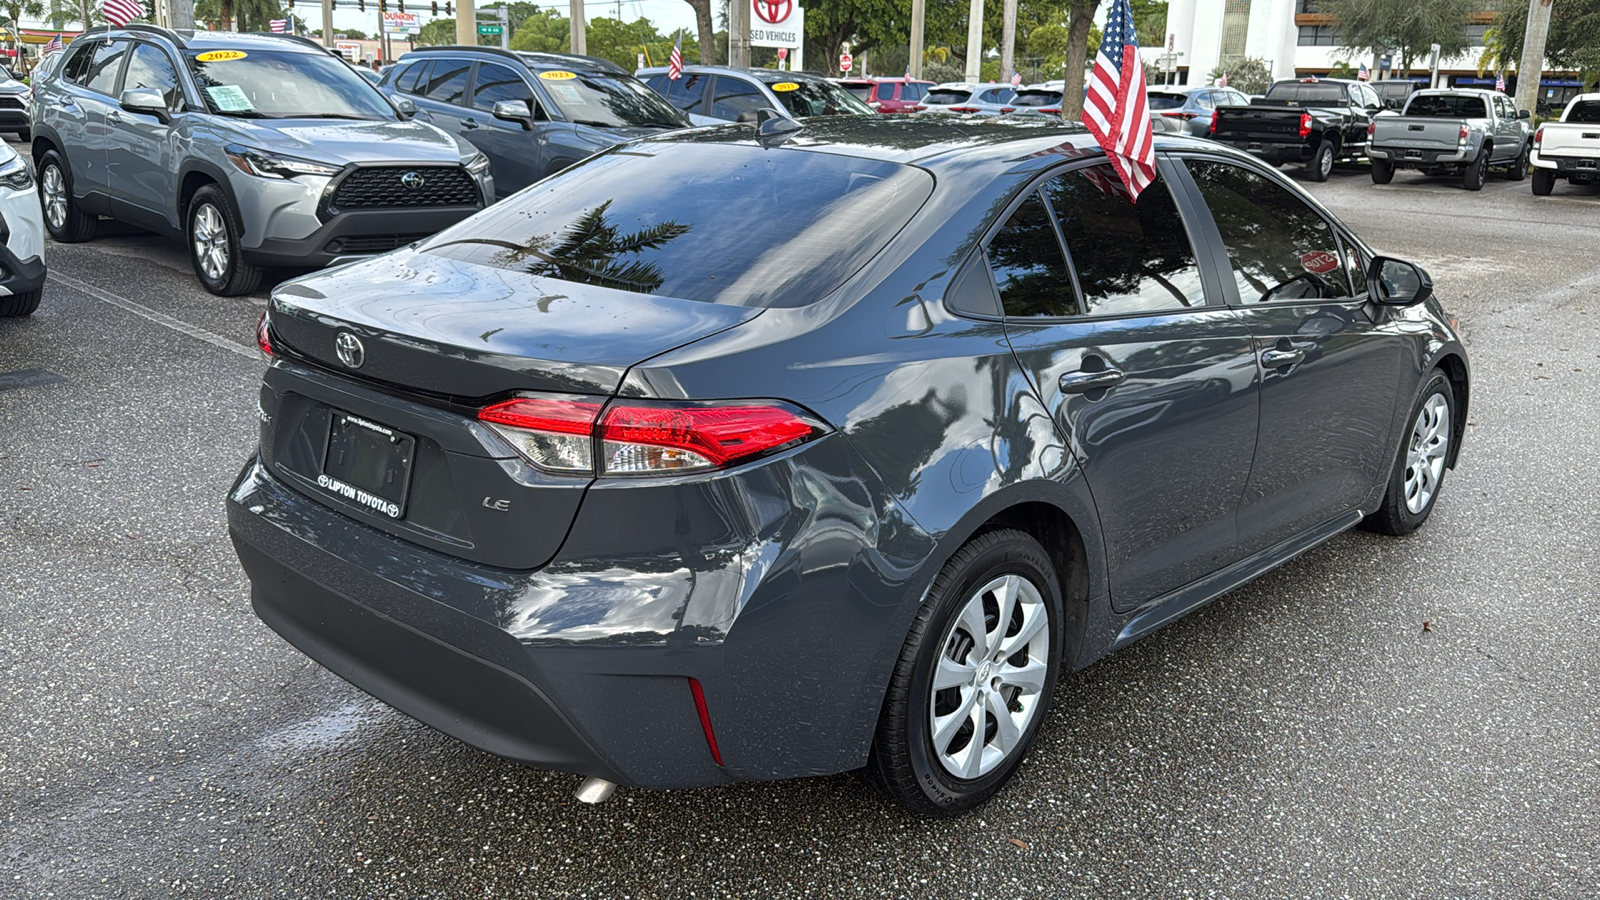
1210, 78, 1385, 181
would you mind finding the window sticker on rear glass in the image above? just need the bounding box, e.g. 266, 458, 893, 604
206, 84, 253, 111
772, 82, 799, 92
195, 50, 248, 62
539, 70, 577, 80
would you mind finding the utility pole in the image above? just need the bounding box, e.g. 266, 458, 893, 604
1000, 0, 1016, 84
909, 0, 924, 78
568, 0, 585, 53
170, 0, 194, 29
457, 0, 477, 47
1515, 0, 1554, 113
322, 0, 334, 46
728, 0, 749, 68
499, 4, 509, 50
963, 0, 984, 83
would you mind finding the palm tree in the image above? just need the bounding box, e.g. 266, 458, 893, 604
485, 199, 693, 294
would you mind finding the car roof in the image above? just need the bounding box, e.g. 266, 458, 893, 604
837, 77, 934, 84
400, 45, 628, 75
84, 25, 333, 54
636, 65, 831, 83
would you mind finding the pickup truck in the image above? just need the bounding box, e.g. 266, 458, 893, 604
1210, 78, 1384, 182
1368, 89, 1532, 191
1530, 93, 1600, 196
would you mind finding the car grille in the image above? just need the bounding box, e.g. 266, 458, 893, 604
328, 166, 480, 214
324, 234, 431, 255
0, 96, 25, 110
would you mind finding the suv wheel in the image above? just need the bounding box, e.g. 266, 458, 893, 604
37, 149, 96, 242
1307, 140, 1336, 182
187, 184, 263, 297
0, 287, 41, 317
861, 528, 1063, 816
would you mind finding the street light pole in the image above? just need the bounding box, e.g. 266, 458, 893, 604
1000, 0, 1016, 84
456, 0, 477, 47
1515, 0, 1553, 114
568, 0, 585, 53
322, 0, 334, 46
963, 0, 983, 83
908, 0, 924, 79
728, 0, 749, 68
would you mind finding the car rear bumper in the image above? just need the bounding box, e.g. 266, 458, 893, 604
1369, 145, 1471, 165
1531, 151, 1600, 177
1218, 139, 1312, 162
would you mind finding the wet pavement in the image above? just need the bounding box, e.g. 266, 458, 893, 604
3, 150, 1598, 898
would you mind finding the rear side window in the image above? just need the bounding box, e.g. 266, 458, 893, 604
420, 143, 934, 308
927, 89, 971, 105
986, 192, 1078, 317
394, 60, 429, 94
710, 76, 765, 119
665, 72, 710, 113
1186, 159, 1353, 304
1405, 94, 1489, 118
1565, 100, 1600, 123
62, 40, 99, 84
84, 40, 129, 96
421, 59, 471, 105
1044, 165, 1205, 315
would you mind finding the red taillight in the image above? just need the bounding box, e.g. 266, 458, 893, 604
1161, 111, 1198, 120
913, 104, 926, 111
1458, 124, 1470, 141
1041, 106, 1060, 114
1210, 108, 1219, 133
478, 396, 825, 476
1000, 106, 1015, 113
255, 312, 272, 357
949, 106, 979, 113
688, 678, 723, 766
1298, 112, 1312, 139
1535, 125, 1544, 149
1367, 120, 1376, 137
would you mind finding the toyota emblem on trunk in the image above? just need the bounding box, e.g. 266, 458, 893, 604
400, 171, 426, 190
335, 332, 366, 369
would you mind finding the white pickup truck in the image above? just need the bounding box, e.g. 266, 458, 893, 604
1530, 93, 1600, 195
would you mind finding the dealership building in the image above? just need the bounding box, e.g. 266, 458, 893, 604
1151, 0, 1585, 109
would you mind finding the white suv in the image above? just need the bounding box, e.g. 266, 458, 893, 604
0, 139, 45, 317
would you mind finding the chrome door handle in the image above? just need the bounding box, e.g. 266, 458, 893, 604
1058, 368, 1127, 394
1261, 348, 1305, 368
106, 111, 122, 124
461, 118, 479, 129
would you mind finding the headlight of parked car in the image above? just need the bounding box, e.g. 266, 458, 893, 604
224, 144, 343, 179
464, 152, 491, 177
0, 154, 32, 190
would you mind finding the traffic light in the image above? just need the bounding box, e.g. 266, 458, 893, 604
285, 0, 293, 7
397, 0, 405, 11
357, 0, 364, 9
378, 0, 386, 12
430, 1, 436, 13
444, 3, 451, 14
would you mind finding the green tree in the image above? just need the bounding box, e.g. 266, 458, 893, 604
508, 8, 571, 53
1322, 0, 1477, 76
1208, 55, 1270, 93
1485, 0, 1600, 84
1131, 0, 1167, 47
586, 17, 665, 70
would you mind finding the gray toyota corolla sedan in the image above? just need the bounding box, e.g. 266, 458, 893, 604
229, 116, 1469, 816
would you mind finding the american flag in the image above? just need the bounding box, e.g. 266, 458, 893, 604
667, 33, 683, 80
1217, 72, 1228, 87
1081, 0, 1154, 201
1010, 72, 1021, 87
1358, 62, 1370, 81
1495, 72, 1506, 92
43, 33, 63, 53
101, 0, 145, 27
270, 18, 293, 33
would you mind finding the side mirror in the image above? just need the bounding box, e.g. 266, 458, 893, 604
735, 107, 783, 124
119, 87, 170, 123
492, 99, 534, 130
1368, 256, 1433, 306
1518, 108, 1531, 119
390, 95, 418, 119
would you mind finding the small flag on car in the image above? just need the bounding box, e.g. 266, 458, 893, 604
101, 0, 145, 27
1495, 72, 1506, 92
44, 33, 62, 53
1010, 72, 1022, 87
1218, 72, 1228, 87
1358, 62, 1371, 81
1082, 0, 1155, 201
667, 33, 683, 81
270, 18, 294, 33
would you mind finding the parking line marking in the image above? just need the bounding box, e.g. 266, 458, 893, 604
47, 271, 258, 360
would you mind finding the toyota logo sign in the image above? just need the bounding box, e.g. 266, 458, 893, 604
335, 332, 366, 369
400, 171, 426, 190
754, 0, 791, 24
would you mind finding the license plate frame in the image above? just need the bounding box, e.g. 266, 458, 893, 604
319, 410, 415, 520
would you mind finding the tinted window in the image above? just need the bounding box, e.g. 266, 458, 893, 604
1405, 94, 1489, 118
62, 40, 98, 85
841, 83, 872, 101
1264, 83, 1346, 105
395, 59, 429, 94
122, 43, 181, 110
1045, 166, 1205, 315
1186, 159, 1353, 304
665, 72, 710, 113
1341, 235, 1368, 297
1566, 100, 1600, 123
1146, 92, 1187, 110
1193, 92, 1217, 111
84, 40, 128, 95
539, 71, 686, 127
765, 78, 874, 117
1011, 90, 1061, 108
421, 143, 933, 308
902, 82, 926, 101
986, 191, 1078, 317
710, 76, 765, 119
472, 62, 531, 110
421, 59, 471, 105
185, 49, 397, 119
926, 89, 972, 104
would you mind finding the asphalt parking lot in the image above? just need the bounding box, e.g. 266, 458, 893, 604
2, 151, 1598, 899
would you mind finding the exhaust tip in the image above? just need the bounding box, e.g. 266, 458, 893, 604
574, 776, 617, 804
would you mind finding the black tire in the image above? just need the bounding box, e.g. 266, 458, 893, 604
1531, 168, 1556, 196
1370, 157, 1395, 184
17, 128, 30, 144
1361, 370, 1456, 536
1462, 149, 1488, 191
0, 287, 40, 317
860, 528, 1064, 817
1306, 140, 1336, 182
186, 184, 263, 297
36, 149, 96, 243
1504, 141, 1530, 181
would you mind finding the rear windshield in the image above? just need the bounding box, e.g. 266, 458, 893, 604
1263, 83, 1348, 105
533, 71, 687, 128
760, 78, 874, 117
1147, 92, 1187, 110
926, 89, 971, 105
1566, 100, 1600, 123
1011, 90, 1062, 107
420, 142, 933, 308
1405, 94, 1489, 118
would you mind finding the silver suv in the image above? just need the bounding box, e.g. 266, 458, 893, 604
31, 26, 493, 295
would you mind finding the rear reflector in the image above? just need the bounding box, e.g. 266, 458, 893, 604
479, 395, 826, 476
688, 678, 723, 766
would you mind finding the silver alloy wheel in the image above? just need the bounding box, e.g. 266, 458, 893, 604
192, 202, 229, 281
929, 573, 1050, 780
1319, 147, 1334, 178
1404, 392, 1450, 514
41, 164, 67, 231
